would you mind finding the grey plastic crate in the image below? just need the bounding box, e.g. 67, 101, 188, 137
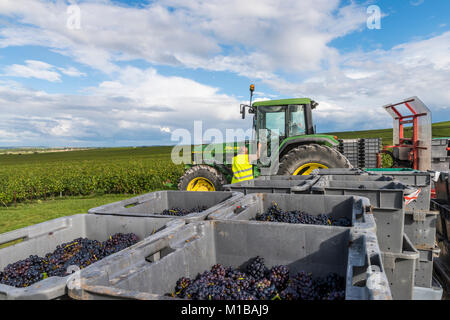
318, 175, 394, 183
360, 138, 382, 145
360, 161, 378, 168
340, 139, 360, 149
360, 158, 378, 164
69, 220, 392, 300
362, 160, 380, 166
207, 193, 376, 231
0, 214, 185, 300
432, 138, 449, 158
311, 180, 409, 209
415, 246, 440, 288
412, 278, 443, 300
365, 169, 431, 187
312, 168, 367, 175
347, 160, 362, 168
360, 152, 380, 158
359, 153, 379, 159
223, 177, 319, 195
365, 170, 432, 211
312, 179, 426, 211
382, 234, 419, 300
344, 156, 360, 162
404, 210, 439, 249
435, 172, 449, 203
255, 175, 314, 181
312, 180, 412, 252
88, 191, 243, 222
361, 164, 379, 170
431, 200, 450, 241
432, 158, 450, 173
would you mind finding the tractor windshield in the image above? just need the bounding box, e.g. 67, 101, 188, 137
256, 106, 286, 137
255, 104, 307, 138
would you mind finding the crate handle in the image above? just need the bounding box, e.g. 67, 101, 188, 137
144, 238, 174, 263
0, 229, 30, 248
0, 218, 74, 247
291, 176, 320, 192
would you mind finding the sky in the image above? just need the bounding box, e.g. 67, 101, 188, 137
0, 0, 449, 147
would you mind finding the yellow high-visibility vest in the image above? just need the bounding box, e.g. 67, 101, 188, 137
231, 154, 254, 184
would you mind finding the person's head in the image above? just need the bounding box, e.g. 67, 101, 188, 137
239, 146, 248, 154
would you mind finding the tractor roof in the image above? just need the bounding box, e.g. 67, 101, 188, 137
252, 98, 311, 107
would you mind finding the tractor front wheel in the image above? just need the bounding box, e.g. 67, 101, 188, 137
277, 144, 352, 175
178, 165, 227, 191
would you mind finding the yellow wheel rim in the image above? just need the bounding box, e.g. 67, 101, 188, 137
293, 163, 328, 175
186, 177, 216, 191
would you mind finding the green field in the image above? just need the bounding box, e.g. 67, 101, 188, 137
0, 194, 133, 235
0, 121, 448, 233
0, 146, 184, 206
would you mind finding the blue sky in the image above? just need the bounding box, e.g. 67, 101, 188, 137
0, 0, 449, 147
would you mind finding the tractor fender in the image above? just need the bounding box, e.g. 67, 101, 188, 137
278, 137, 339, 159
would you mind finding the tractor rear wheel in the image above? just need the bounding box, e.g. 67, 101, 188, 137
277, 144, 352, 175
178, 165, 227, 191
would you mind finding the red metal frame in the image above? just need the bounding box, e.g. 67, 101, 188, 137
383, 99, 428, 170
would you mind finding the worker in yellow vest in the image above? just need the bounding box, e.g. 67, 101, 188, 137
231, 144, 260, 184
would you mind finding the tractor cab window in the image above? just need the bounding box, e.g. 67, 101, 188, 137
257, 106, 286, 137
288, 105, 306, 136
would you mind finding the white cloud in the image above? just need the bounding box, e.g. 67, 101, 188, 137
0, 0, 367, 77
0, 68, 252, 146
58, 66, 86, 77
3, 60, 61, 82
91, 66, 238, 119
410, 0, 425, 6
2, 60, 86, 82
270, 31, 450, 131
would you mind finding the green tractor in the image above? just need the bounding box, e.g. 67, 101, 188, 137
178, 85, 351, 191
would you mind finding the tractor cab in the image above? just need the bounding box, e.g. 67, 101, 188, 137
240, 84, 317, 138
241, 97, 318, 156
251, 99, 317, 137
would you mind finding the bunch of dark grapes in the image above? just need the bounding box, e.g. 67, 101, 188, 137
160, 206, 208, 216
290, 271, 319, 300
333, 218, 353, 227
246, 256, 268, 280
211, 264, 227, 279
168, 257, 346, 300
267, 265, 289, 290
279, 285, 300, 300
0, 233, 139, 288
174, 277, 192, 297
253, 279, 278, 300
103, 233, 139, 255
313, 272, 346, 300
255, 203, 351, 227
0, 255, 48, 288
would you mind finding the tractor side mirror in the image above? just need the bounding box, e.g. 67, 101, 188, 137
240, 104, 246, 119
